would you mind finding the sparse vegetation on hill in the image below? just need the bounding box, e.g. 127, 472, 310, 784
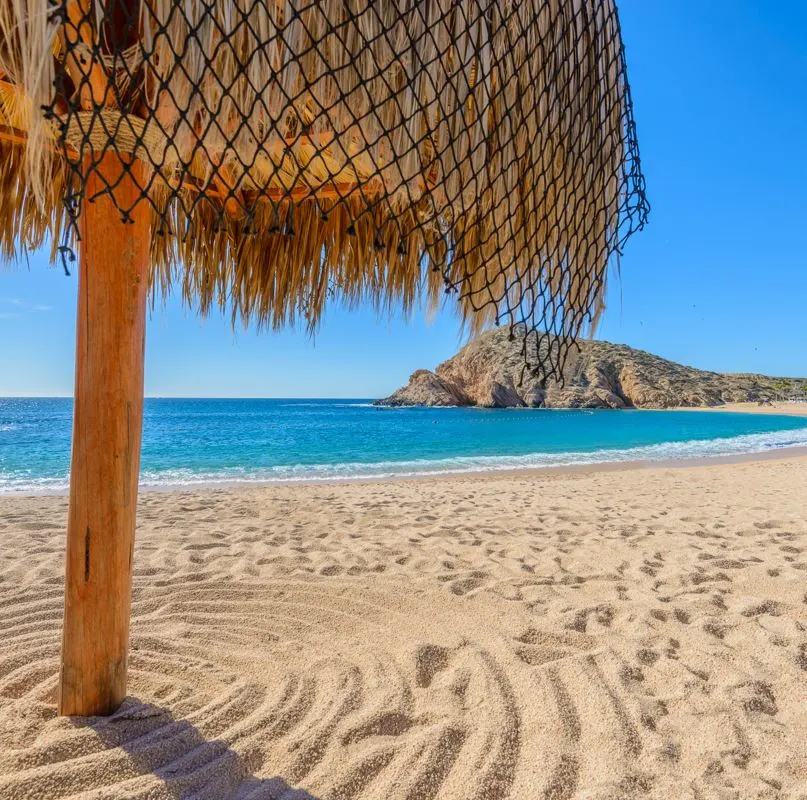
377, 328, 807, 408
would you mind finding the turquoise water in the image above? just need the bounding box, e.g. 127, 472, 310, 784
1, 398, 807, 493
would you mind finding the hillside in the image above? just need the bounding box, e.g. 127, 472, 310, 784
377, 328, 807, 409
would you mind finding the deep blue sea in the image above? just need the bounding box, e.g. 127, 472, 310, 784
1, 398, 807, 494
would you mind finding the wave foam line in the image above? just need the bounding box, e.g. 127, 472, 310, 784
3, 425, 807, 494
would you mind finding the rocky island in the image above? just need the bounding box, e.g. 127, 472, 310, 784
377, 327, 807, 409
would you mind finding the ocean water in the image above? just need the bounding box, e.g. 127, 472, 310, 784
1, 398, 807, 494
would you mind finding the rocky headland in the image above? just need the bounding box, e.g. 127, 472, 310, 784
377, 327, 807, 409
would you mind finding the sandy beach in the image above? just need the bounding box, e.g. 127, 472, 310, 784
2, 0, 805, 793
1, 451, 806, 799
676, 402, 807, 418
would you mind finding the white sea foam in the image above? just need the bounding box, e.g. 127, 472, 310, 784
140, 425, 807, 487
4, 425, 806, 494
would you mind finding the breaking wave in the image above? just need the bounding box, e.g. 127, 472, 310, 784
4, 424, 806, 495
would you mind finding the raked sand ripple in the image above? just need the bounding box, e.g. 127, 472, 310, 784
1, 457, 807, 798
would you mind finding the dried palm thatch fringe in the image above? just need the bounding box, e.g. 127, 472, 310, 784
0, 0, 648, 375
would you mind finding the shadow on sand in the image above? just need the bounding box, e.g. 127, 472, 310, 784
70, 697, 320, 799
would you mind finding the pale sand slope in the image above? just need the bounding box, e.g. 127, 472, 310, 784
675, 402, 807, 418
1, 458, 807, 799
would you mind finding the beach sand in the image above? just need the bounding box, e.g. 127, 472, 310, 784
1, 455, 807, 799
676, 401, 807, 418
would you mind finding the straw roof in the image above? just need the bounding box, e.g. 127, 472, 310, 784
0, 0, 647, 366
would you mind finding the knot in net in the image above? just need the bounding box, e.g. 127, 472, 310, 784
1, 0, 648, 379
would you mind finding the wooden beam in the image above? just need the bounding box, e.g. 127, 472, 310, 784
0, 124, 389, 203
0, 124, 31, 149
59, 153, 150, 716
62, 0, 115, 109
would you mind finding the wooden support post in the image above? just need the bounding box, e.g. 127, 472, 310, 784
59, 154, 150, 716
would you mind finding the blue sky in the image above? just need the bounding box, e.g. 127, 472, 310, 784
1, 0, 806, 398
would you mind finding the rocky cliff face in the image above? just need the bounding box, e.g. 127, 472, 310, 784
377, 328, 807, 409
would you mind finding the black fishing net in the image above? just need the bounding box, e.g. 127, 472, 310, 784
41, 0, 648, 380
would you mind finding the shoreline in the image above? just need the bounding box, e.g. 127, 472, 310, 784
131, 442, 807, 493
5, 441, 807, 499
107, 444, 807, 492
3, 403, 806, 498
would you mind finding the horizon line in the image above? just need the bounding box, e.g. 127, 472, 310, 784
0, 394, 377, 400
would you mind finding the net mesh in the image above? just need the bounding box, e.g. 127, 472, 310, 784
26, 0, 647, 379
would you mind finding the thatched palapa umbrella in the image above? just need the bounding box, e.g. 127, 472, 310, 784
0, 0, 648, 716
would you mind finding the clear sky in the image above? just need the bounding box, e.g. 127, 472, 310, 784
1, 0, 806, 398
